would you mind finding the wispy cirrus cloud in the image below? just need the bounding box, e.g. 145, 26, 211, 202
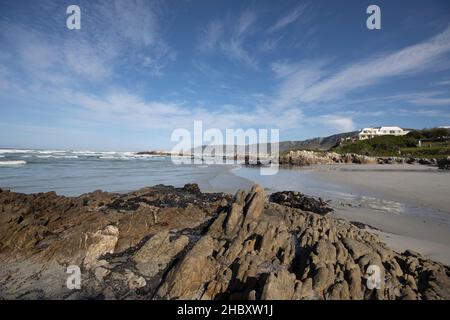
66, 89, 303, 130
198, 20, 224, 52
406, 91, 450, 106
0, 0, 176, 84
431, 79, 450, 86
272, 25, 450, 107
268, 4, 307, 33
414, 109, 450, 118
198, 10, 259, 69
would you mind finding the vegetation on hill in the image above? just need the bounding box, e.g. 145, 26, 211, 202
333, 128, 450, 158
279, 131, 359, 153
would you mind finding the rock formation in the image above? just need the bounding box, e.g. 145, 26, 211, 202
269, 191, 333, 215
0, 184, 449, 300
437, 157, 450, 170
278, 150, 441, 168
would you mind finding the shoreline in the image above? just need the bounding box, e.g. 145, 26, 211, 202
2, 157, 450, 265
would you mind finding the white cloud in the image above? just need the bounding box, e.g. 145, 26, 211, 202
406, 92, 450, 106
414, 109, 450, 118
63, 39, 113, 80
307, 115, 355, 132
260, 36, 284, 52
111, 0, 159, 46
60, 87, 303, 131
198, 10, 259, 69
1, 0, 176, 86
198, 20, 224, 52
431, 79, 450, 86
355, 91, 450, 107
271, 60, 329, 107
268, 4, 306, 33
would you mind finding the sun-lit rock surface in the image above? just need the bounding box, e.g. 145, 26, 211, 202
0, 184, 449, 300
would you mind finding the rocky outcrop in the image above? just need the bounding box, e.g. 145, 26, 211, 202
379, 157, 437, 166
0, 184, 449, 300
279, 150, 443, 168
279, 151, 377, 166
269, 191, 333, 215
437, 157, 450, 170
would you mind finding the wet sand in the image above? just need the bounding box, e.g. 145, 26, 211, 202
311, 164, 450, 213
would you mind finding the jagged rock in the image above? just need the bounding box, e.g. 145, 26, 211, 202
261, 269, 297, 300
326, 281, 350, 300
314, 239, 337, 264
156, 235, 217, 299
342, 238, 372, 260
224, 203, 244, 236
94, 266, 111, 282
132, 231, 189, 278
243, 185, 266, 223
84, 225, 119, 270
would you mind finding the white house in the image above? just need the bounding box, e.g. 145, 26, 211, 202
358, 126, 410, 140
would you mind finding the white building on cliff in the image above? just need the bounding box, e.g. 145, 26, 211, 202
358, 126, 410, 140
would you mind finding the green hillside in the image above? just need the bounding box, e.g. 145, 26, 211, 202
333, 128, 450, 158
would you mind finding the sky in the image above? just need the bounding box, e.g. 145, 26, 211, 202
0, 0, 450, 151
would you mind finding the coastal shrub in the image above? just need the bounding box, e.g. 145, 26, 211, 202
408, 128, 450, 140
335, 135, 418, 156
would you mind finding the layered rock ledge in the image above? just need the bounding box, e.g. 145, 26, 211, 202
279, 150, 447, 168
0, 184, 449, 300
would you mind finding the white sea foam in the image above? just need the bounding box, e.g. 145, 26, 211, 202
0, 149, 164, 161
37, 150, 66, 154
0, 149, 34, 154
36, 155, 79, 159
99, 156, 134, 160
0, 160, 27, 166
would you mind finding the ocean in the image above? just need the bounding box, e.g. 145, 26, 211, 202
0, 148, 252, 196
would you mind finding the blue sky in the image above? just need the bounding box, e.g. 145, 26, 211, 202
0, 0, 450, 151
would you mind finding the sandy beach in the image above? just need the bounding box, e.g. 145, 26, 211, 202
311, 164, 450, 213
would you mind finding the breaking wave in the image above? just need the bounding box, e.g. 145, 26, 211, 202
0, 160, 27, 166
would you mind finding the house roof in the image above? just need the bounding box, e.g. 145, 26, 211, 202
379, 126, 404, 131
359, 126, 408, 133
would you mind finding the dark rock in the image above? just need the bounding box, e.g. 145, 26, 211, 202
350, 221, 381, 231
269, 191, 333, 215
437, 157, 450, 170
182, 183, 201, 194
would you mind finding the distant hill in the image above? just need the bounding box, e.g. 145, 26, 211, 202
191, 131, 359, 154
277, 131, 359, 153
